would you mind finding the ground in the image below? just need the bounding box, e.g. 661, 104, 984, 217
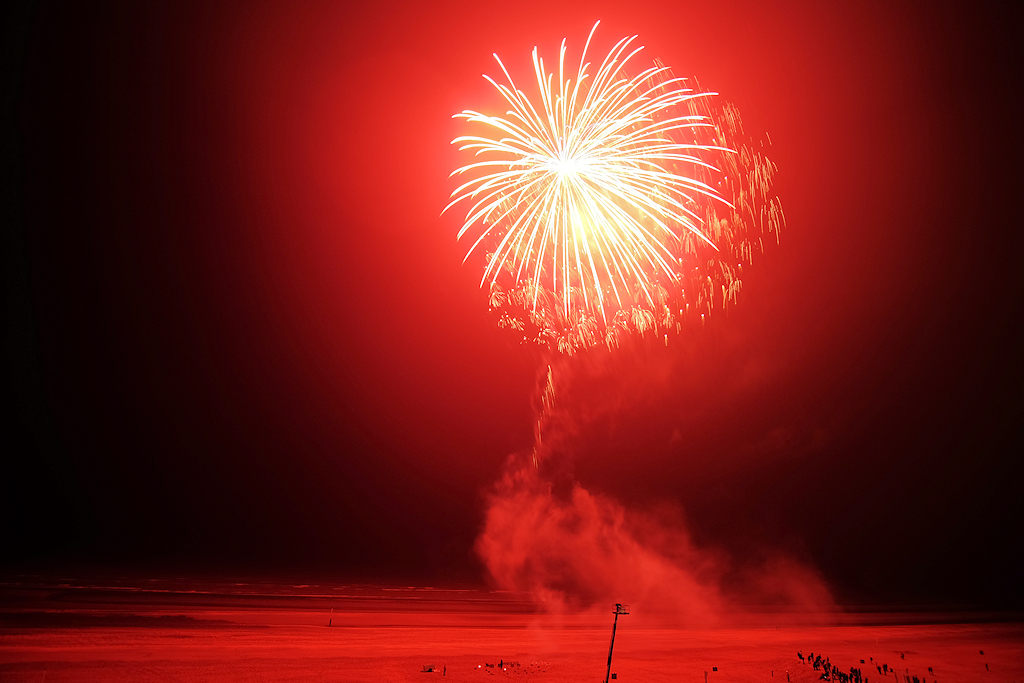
1, 578, 1020, 682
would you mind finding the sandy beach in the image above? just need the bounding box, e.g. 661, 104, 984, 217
1, 578, 1020, 683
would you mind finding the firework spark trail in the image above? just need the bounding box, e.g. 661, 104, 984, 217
446, 23, 782, 354
451, 24, 824, 621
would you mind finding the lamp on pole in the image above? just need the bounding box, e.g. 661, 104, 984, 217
604, 603, 629, 683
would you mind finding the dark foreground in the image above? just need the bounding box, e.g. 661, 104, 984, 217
1, 577, 1020, 682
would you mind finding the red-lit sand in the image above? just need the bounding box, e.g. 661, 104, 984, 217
1, 579, 1020, 682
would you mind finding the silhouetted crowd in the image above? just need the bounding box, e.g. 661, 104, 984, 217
797, 651, 865, 683
797, 650, 937, 683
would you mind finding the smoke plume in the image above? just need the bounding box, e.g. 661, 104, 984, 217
476, 349, 835, 625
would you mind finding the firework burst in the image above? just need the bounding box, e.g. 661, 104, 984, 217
445, 23, 781, 354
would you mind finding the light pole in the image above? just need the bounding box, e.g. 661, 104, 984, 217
604, 603, 629, 683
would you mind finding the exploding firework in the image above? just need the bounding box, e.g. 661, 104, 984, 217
445, 23, 782, 354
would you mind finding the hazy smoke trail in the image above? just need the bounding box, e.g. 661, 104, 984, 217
476, 354, 835, 624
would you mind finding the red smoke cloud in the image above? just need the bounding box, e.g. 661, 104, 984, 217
478, 463, 725, 623
476, 352, 835, 625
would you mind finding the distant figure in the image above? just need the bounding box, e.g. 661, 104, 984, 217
443, 665, 446, 676
799, 652, 805, 663
985, 663, 989, 671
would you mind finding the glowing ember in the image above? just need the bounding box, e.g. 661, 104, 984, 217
446, 22, 782, 354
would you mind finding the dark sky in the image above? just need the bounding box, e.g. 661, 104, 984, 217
4, 1, 1021, 607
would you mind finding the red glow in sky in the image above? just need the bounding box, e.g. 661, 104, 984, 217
5, 0, 1022, 608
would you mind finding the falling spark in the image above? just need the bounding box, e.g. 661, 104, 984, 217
446, 23, 781, 354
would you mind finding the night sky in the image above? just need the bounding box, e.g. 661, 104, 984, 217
4, 1, 1021, 608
